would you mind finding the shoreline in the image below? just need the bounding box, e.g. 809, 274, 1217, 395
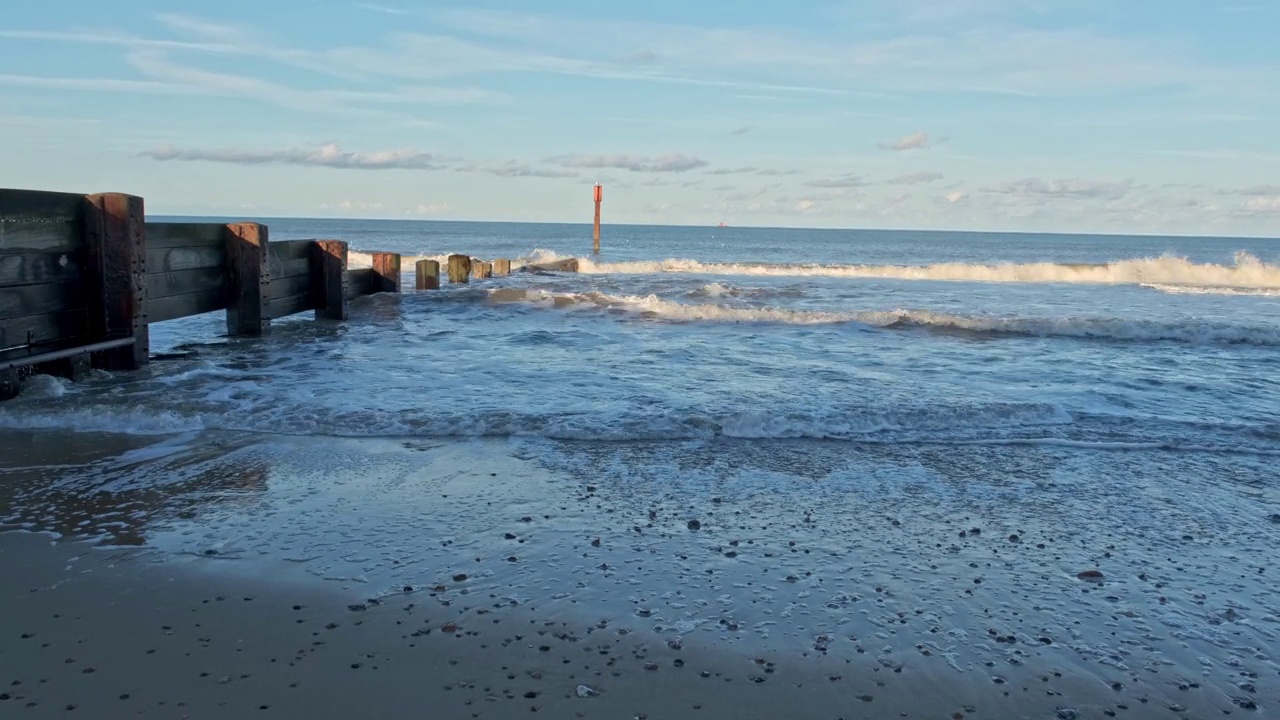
2, 428, 1276, 718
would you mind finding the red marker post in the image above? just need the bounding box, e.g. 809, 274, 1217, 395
592, 184, 603, 254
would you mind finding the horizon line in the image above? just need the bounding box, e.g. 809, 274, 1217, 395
147, 213, 1280, 243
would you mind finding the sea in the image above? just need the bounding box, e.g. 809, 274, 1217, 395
2, 220, 1279, 712
8, 219, 1279, 451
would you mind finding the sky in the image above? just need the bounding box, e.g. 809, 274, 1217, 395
1, 1, 1279, 236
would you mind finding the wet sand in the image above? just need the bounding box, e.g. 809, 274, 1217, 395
1, 429, 1276, 719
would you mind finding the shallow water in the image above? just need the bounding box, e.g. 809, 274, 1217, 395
1, 221, 1278, 715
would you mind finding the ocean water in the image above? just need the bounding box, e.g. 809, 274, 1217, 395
4, 221, 1280, 714
7, 220, 1279, 450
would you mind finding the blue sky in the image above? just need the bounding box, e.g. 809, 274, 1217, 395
1, 0, 1278, 235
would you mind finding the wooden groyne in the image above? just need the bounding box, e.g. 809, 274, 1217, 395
1, 188, 548, 401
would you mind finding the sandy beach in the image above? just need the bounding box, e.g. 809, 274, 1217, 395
2, 427, 1276, 719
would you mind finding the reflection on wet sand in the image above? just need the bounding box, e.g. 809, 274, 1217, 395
0, 430, 268, 547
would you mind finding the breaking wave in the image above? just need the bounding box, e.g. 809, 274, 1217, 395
489, 288, 1280, 346
567, 251, 1280, 289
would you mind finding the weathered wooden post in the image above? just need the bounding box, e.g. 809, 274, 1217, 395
447, 254, 471, 284
313, 240, 348, 320
493, 258, 511, 276
474, 261, 492, 280
224, 222, 270, 336
593, 184, 602, 254
416, 259, 440, 290
371, 252, 401, 293
84, 193, 148, 369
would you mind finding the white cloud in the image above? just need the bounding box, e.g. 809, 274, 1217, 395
141, 143, 447, 170
705, 166, 758, 175
982, 177, 1133, 201
545, 153, 708, 173
945, 191, 969, 203
804, 174, 868, 188
881, 131, 931, 151
413, 202, 452, 215
459, 164, 579, 178
889, 171, 944, 185
358, 3, 410, 15
1242, 196, 1280, 214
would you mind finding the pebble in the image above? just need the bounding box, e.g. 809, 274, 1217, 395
1077, 570, 1104, 582
575, 685, 598, 698
687, 520, 701, 531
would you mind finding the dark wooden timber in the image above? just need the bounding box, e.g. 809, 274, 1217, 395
415, 259, 440, 290
314, 240, 348, 320
372, 252, 401, 293
493, 258, 511, 276
84, 193, 148, 369
447, 254, 470, 284
224, 222, 270, 336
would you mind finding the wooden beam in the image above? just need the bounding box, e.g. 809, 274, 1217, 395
474, 261, 492, 280
269, 273, 312, 300
145, 266, 226, 300
345, 268, 374, 300
0, 310, 88, 350
268, 293, 314, 320
147, 245, 226, 273
224, 222, 270, 336
0, 250, 84, 287
447, 254, 471, 284
492, 258, 511, 276
415, 259, 440, 290
147, 287, 226, 324
0, 281, 84, 318
84, 193, 148, 370
371, 252, 401, 293
314, 241, 348, 320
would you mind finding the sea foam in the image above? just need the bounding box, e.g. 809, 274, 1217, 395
567, 251, 1280, 289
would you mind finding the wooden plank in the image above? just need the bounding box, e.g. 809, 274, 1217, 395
416, 259, 440, 290
0, 250, 83, 288
314, 241, 348, 321
268, 293, 315, 320
84, 193, 148, 370
146, 222, 225, 249
0, 281, 85, 318
0, 189, 85, 222
147, 287, 226, 323
371, 252, 401, 293
269, 256, 310, 279
268, 239, 314, 262
0, 310, 88, 350
147, 245, 226, 273
447, 254, 470, 284
146, 266, 227, 301
0, 220, 82, 253
493, 258, 511, 276
346, 268, 374, 300
224, 223, 270, 336
269, 273, 311, 299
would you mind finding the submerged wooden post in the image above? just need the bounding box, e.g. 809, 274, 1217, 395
224, 222, 270, 336
493, 258, 511, 276
447, 254, 471, 284
592, 184, 602, 254
474, 261, 492, 280
371, 252, 401, 293
416, 259, 440, 290
314, 240, 348, 320
84, 192, 148, 369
